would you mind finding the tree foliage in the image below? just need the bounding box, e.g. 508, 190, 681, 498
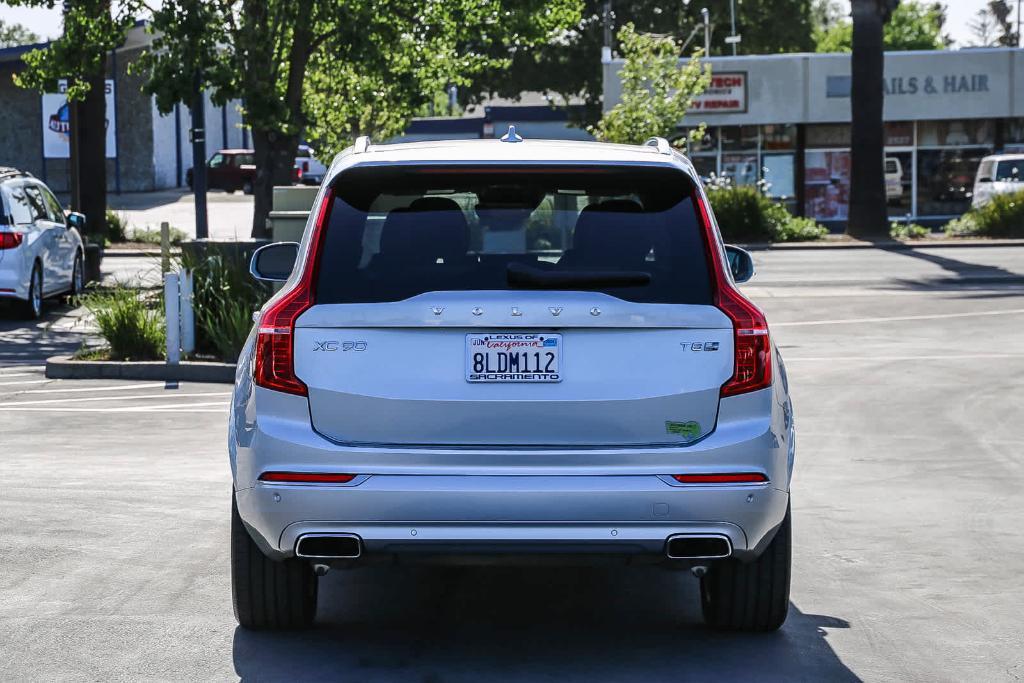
465, 0, 815, 129
815, 0, 949, 52
592, 24, 710, 146
8, 0, 140, 100
140, 0, 581, 237
0, 19, 39, 48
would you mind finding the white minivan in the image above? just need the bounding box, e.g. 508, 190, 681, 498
972, 154, 1024, 208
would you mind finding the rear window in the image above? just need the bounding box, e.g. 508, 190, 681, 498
314, 166, 712, 305
995, 160, 1022, 182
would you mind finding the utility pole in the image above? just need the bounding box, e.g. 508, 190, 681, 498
602, 0, 613, 63
63, 1, 80, 212
702, 7, 710, 56
190, 69, 208, 240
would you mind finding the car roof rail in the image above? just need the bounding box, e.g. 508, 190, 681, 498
644, 137, 673, 155
353, 136, 371, 154
0, 167, 33, 181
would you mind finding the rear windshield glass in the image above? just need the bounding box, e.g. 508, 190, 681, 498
314, 166, 712, 305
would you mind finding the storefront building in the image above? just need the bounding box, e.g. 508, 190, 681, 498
603, 48, 1024, 226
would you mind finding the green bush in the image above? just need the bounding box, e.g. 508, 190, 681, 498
129, 226, 189, 245
890, 221, 930, 239
105, 209, 128, 243
945, 189, 1024, 238
181, 247, 271, 362
706, 185, 827, 243
80, 286, 165, 361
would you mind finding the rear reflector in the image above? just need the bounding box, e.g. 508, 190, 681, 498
0, 232, 24, 250
672, 473, 768, 484
258, 472, 357, 483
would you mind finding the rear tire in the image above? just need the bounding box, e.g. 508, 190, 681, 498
68, 253, 84, 299
231, 493, 318, 629
19, 263, 43, 320
700, 503, 791, 632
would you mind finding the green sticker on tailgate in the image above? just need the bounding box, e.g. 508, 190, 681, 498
666, 421, 701, 440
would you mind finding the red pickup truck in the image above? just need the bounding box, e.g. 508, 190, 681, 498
187, 149, 300, 194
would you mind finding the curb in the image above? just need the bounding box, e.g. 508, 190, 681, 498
104, 249, 180, 258
45, 355, 236, 383
739, 238, 1024, 251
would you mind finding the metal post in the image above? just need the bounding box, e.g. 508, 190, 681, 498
702, 8, 710, 56
190, 69, 209, 240
164, 272, 180, 364
602, 0, 613, 63
179, 269, 195, 355
160, 221, 170, 274
729, 0, 737, 55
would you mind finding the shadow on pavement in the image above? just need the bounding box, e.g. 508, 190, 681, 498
232, 565, 858, 682
878, 243, 1024, 291
0, 302, 92, 366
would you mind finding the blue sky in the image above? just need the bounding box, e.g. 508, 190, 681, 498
0, 1, 1011, 48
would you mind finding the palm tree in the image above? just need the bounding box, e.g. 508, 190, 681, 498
847, 0, 899, 238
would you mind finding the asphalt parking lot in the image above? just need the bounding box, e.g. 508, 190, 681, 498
2, 245, 1023, 681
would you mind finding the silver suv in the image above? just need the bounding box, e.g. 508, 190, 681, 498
231, 133, 796, 632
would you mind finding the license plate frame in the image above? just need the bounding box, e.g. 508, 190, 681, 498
465, 333, 562, 383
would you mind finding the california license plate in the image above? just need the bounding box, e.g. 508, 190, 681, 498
466, 333, 562, 383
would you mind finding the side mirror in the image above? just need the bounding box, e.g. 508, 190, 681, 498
250, 242, 299, 282
65, 211, 86, 231
725, 245, 755, 284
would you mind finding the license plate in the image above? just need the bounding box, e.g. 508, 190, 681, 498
466, 333, 562, 383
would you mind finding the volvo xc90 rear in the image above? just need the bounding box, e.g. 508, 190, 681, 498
229, 134, 796, 632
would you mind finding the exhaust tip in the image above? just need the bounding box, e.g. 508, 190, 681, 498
295, 533, 362, 559
665, 534, 732, 560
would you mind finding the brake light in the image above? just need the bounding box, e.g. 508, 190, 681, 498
694, 193, 772, 397
252, 189, 333, 396
259, 471, 357, 483
0, 232, 23, 250
672, 473, 768, 484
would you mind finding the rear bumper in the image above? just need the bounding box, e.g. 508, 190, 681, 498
235, 475, 789, 562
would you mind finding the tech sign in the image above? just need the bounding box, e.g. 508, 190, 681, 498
40, 79, 117, 159
688, 72, 747, 114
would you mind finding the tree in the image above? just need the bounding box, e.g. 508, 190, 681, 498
141, 0, 581, 238
9, 1, 139, 243
815, 0, 948, 52
973, 1, 1020, 47
465, 0, 815, 130
847, 0, 898, 239
0, 19, 39, 47
592, 23, 710, 145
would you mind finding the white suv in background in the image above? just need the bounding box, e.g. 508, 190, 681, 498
972, 153, 1024, 208
231, 134, 796, 633
0, 169, 85, 318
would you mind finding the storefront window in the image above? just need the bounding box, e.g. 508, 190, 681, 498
720, 126, 758, 151
763, 154, 795, 199
885, 151, 913, 218
804, 150, 851, 220
885, 122, 914, 147
1005, 118, 1024, 152
683, 127, 717, 154
807, 124, 850, 148
917, 148, 992, 216
690, 155, 717, 182
917, 120, 994, 147
761, 124, 796, 151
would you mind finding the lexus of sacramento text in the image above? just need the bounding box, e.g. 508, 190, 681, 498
231, 130, 796, 632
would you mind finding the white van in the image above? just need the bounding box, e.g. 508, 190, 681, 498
972, 154, 1024, 208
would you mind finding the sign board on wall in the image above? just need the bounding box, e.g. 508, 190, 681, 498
689, 72, 747, 114
41, 79, 117, 159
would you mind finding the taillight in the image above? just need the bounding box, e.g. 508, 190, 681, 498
672, 472, 768, 484
0, 232, 24, 250
252, 189, 333, 396
259, 471, 357, 483
694, 193, 772, 397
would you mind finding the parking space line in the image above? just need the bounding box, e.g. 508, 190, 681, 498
0, 373, 38, 379
788, 353, 1024, 361
2, 403, 229, 413
0, 379, 51, 386
774, 308, 1024, 327
0, 392, 230, 407
12, 382, 170, 395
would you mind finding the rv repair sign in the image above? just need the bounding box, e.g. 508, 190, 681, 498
689, 72, 747, 114
41, 79, 117, 159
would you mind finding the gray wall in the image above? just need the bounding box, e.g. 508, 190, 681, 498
603, 48, 1024, 126
0, 63, 44, 178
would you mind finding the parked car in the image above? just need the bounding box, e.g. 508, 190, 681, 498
233, 132, 796, 632
972, 153, 1024, 208
0, 168, 85, 318
884, 157, 903, 202
187, 149, 303, 193
187, 149, 257, 194
295, 144, 328, 185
